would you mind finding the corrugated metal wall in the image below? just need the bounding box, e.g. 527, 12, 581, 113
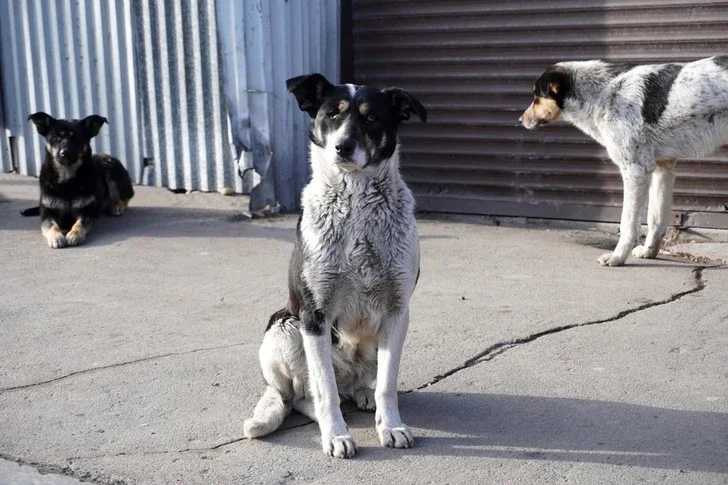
216, 0, 341, 211
349, 0, 728, 228
134, 0, 237, 193
0, 67, 10, 173
0, 0, 143, 182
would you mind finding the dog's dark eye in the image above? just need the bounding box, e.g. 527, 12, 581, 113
328, 109, 340, 119
366, 114, 377, 123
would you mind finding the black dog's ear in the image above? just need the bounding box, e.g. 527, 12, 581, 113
83, 115, 108, 138
382, 88, 427, 123
286, 73, 333, 117
28, 112, 56, 136
535, 66, 571, 108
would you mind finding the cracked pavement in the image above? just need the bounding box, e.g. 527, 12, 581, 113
1, 172, 727, 485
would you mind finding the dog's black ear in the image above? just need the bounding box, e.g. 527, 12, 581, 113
286, 73, 333, 117
535, 66, 571, 108
83, 115, 108, 138
382, 88, 427, 123
28, 112, 56, 136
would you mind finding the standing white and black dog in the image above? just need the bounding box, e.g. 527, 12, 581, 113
244, 74, 426, 458
520, 56, 728, 266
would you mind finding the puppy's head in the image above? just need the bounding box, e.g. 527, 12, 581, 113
28, 112, 107, 165
519, 66, 571, 130
286, 73, 427, 172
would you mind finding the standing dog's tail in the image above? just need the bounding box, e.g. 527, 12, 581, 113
244, 386, 289, 438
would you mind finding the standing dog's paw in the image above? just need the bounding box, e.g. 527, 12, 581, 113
47, 234, 67, 249
323, 434, 358, 459
354, 388, 376, 412
377, 425, 414, 449
632, 245, 658, 259
65, 230, 86, 247
597, 252, 626, 267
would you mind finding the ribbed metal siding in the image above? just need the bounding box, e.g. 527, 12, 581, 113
216, 0, 341, 211
0, 0, 143, 181
350, 0, 728, 226
134, 0, 235, 193
0, 70, 10, 173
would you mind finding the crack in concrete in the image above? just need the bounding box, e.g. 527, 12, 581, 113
408, 265, 711, 392
0, 452, 125, 485
0, 342, 249, 393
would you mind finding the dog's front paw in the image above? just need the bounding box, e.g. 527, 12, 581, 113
377, 424, 414, 449
47, 234, 67, 249
597, 252, 626, 267
322, 434, 358, 459
632, 245, 658, 259
354, 388, 376, 412
65, 230, 86, 247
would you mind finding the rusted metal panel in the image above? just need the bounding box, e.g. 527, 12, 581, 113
349, 0, 728, 228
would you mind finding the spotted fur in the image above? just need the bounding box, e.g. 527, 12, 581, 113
520, 56, 728, 266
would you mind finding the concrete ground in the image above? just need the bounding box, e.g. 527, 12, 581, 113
0, 172, 726, 485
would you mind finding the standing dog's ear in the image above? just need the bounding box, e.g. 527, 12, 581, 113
83, 115, 108, 138
286, 73, 334, 117
382, 88, 427, 123
28, 112, 57, 136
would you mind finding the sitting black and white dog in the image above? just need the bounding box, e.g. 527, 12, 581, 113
244, 74, 426, 458
520, 56, 728, 266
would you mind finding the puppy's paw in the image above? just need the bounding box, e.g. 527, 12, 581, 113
47, 234, 67, 249
632, 245, 658, 259
65, 230, 86, 247
377, 424, 414, 449
108, 201, 127, 216
322, 434, 358, 459
354, 388, 376, 412
598, 252, 626, 267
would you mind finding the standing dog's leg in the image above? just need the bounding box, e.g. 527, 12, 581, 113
375, 309, 414, 448
300, 309, 357, 458
599, 164, 651, 267
633, 160, 676, 259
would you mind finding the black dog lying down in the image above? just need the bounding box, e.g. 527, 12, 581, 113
23, 112, 134, 248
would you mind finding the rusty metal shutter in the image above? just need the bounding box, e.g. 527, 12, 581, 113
348, 0, 728, 228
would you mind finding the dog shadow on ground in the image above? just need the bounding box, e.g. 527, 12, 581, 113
1, 198, 457, 247
277, 392, 728, 473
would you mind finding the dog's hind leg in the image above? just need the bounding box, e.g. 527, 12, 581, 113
101, 156, 134, 216
599, 163, 651, 267
244, 312, 301, 439
633, 160, 676, 259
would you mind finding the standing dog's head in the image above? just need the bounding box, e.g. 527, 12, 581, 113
28, 112, 107, 167
519, 65, 572, 130
286, 73, 427, 172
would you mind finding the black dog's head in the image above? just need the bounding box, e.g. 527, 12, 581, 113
519, 65, 572, 130
28, 112, 107, 166
286, 73, 427, 172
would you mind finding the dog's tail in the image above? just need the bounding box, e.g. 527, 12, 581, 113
20, 206, 40, 217
244, 385, 290, 439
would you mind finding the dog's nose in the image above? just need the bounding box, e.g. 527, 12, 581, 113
59, 148, 68, 158
518, 115, 523, 123
335, 139, 356, 157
